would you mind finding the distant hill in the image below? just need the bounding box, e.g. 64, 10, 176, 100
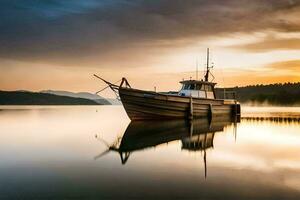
106, 98, 122, 105
0, 91, 101, 105
40, 90, 111, 105
216, 82, 300, 106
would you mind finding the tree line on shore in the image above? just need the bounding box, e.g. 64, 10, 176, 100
216, 82, 300, 105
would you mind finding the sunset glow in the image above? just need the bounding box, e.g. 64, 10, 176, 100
1, 0, 300, 96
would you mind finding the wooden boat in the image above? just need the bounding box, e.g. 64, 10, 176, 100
95, 48, 240, 120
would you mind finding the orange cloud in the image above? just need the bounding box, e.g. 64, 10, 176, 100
230, 36, 300, 52
267, 60, 300, 72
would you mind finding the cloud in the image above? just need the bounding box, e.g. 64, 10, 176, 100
0, 0, 300, 67
229, 36, 300, 52
267, 60, 300, 72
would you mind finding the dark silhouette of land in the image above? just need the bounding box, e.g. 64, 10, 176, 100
1, 82, 299, 105
216, 82, 300, 105
0, 91, 102, 105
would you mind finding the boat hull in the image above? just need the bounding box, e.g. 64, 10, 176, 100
119, 87, 240, 120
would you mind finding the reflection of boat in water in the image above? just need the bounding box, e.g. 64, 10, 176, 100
95, 116, 239, 177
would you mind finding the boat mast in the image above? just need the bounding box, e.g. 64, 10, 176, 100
204, 48, 209, 82
196, 59, 198, 80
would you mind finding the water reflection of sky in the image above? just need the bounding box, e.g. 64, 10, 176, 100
0, 106, 300, 199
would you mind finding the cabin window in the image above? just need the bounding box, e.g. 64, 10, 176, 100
201, 84, 205, 90
204, 85, 213, 91
183, 84, 189, 90
181, 83, 209, 90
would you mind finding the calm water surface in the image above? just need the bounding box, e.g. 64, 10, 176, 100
1, 106, 300, 199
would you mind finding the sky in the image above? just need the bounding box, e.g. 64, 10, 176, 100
1, 0, 300, 96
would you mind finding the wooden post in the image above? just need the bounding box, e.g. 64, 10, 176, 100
209, 104, 213, 118
189, 120, 193, 137
234, 101, 237, 115
189, 97, 193, 120
233, 101, 240, 116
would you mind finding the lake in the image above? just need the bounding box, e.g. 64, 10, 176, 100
1, 106, 300, 199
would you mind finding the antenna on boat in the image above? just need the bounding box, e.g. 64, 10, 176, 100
196, 59, 199, 80
204, 48, 210, 82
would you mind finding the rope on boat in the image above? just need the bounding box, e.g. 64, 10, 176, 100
95, 79, 122, 94
94, 74, 132, 101
93, 74, 123, 100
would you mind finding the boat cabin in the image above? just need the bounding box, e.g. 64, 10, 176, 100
178, 80, 216, 99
